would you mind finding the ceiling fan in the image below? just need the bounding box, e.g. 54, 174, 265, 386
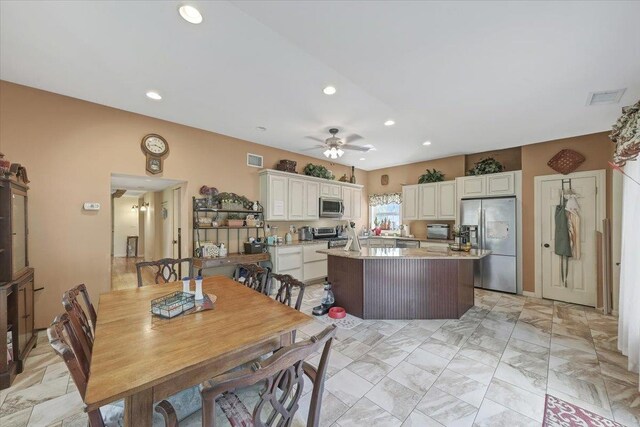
306, 128, 370, 159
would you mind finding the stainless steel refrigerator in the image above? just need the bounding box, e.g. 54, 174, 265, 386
460, 196, 517, 293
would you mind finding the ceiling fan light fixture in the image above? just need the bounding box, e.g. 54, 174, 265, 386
323, 149, 331, 157
337, 148, 344, 157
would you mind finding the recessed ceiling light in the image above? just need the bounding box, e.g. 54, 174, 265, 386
359, 157, 365, 161
422, 141, 432, 146
178, 5, 203, 24
323, 86, 337, 95
145, 91, 162, 100
384, 120, 395, 126
256, 126, 267, 131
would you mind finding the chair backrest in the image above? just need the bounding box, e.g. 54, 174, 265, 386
233, 264, 269, 294
136, 258, 193, 287
270, 274, 306, 311
62, 285, 96, 359
201, 325, 336, 427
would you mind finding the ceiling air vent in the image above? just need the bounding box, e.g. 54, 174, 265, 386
247, 153, 263, 168
586, 89, 626, 106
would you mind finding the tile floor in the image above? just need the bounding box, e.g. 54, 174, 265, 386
1, 284, 638, 426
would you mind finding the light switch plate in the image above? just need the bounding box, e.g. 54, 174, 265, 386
83, 202, 101, 211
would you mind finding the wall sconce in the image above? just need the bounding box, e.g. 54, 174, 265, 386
131, 205, 138, 211
139, 202, 150, 212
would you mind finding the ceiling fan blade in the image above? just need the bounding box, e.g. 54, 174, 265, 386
304, 136, 326, 143
344, 134, 364, 144
301, 145, 326, 152
342, 145, 370, 152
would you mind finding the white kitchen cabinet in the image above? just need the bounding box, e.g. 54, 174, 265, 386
457, 176, 486, 198
456, 172, 518, 199
437, 181, 456, 219
269, 246, 303, 281
320, 183, 341, 198
287, 178, 305, 220
305, 181, 319, 219
487, 173, 514, 196
366, 237, 396, 248
260, 170, 363, 221
419, 184, 438, 219
402, 185, 418, 221
419, 241, 449, 249
260, 173, 288, 221
270, 243, 327, 283
341, 186, 353, 220
351, 188, 362, 220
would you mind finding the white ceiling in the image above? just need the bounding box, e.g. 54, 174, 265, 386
1, 1, 639, 170
111, 173, 184, 197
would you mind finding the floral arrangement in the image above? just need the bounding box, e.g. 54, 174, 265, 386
303, 163, 335, 180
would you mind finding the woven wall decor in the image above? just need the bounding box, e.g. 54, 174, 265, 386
547, 149, 585, 175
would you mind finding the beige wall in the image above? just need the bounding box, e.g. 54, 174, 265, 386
0, 81, 368, 328
112, 196, 139, 257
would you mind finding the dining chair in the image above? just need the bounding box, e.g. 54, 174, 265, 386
233, 264, 269, 294
62, 285, 96, 359
270, 274, 306, 311
48, 313, 202, 427
136, 257, 194, 287
197, 325, 337, 427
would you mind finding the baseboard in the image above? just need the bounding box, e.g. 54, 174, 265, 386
522, 291, 537, 298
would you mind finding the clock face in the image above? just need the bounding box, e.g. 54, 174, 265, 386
142, 134, 168, 155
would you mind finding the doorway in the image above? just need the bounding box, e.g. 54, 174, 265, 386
110, 174, 185, 290
534, 170, 606, 306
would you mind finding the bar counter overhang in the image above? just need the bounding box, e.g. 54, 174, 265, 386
318, 247, 491, 319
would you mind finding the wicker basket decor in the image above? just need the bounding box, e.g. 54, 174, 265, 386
547, 149, 585, 175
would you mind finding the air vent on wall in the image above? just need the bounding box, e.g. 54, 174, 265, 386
247, 153, 263, 168
586, 89, 626, 106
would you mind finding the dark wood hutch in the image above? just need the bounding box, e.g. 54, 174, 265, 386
0, 177, 37, 389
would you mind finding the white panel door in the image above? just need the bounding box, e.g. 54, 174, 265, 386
342, 186, 353, 220
541, 177, 597, 306
402, 186, 418, 220
487, 173, 515, 196
305, 181, 319, 220
288, 178, 305, 220
351, 188, 362, 220
437, 181, 456, 219
419, 184, 437, 219
267, 175, 288, 220
459, 176, 486, 198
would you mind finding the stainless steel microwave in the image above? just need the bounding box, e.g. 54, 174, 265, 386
319, 197, 344, 218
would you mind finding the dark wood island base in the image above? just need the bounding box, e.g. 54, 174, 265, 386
320, 247, 490, 320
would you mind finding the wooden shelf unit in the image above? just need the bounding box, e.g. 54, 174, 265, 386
1, 177, 37, 390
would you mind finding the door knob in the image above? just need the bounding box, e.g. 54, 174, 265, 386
543, 243, 550, 248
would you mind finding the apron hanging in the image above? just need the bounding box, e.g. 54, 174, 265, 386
554, 182, 573, 286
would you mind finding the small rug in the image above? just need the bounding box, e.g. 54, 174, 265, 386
315, 313, 363, 329
543, 394, 623, 427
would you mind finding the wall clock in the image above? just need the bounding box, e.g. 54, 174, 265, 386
141, 134, 169, 175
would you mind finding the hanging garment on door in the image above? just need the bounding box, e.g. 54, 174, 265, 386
565, 194, 581, 259
555, 195, 573, 286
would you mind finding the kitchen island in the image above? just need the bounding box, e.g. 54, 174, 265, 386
317, 247, 490, 319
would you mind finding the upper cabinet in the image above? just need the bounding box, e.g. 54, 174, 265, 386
260, 170, 362, 221
320, 183, 341, 198
402, 185, 418, 220
456, 171, 519, 199
402, 181, 456, 222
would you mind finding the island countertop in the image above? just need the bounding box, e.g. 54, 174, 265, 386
317, 247, 490, 260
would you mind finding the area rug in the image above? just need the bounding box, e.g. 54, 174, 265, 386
315, 313, 363, 329
543, 394, 623, 427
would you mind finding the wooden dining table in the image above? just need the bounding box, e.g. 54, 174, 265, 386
84, 275, 313, 426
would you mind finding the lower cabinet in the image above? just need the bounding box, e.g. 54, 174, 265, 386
419, 241, 450, 250
269, 243, 328, 282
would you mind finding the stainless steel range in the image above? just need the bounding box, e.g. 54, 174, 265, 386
312, 226, 348, 248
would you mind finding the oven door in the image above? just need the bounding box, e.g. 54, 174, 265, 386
319, 198, 344, 218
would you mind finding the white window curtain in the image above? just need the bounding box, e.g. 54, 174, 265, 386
617, 159, 640, 391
